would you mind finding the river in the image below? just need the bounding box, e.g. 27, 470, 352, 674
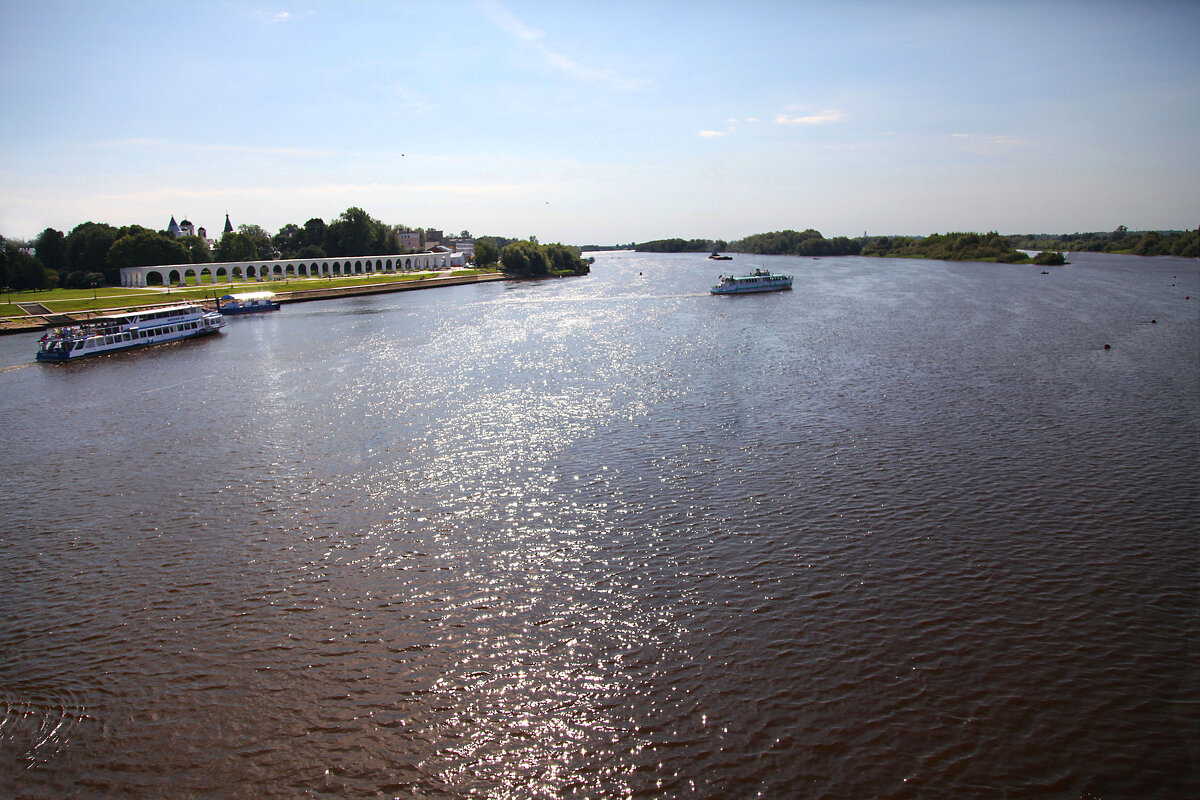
1, 251, 1197, 798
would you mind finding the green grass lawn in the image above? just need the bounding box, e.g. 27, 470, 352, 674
1, 269, 492, 317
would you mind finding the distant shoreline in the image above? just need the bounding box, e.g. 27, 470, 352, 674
0, 271, 511, 336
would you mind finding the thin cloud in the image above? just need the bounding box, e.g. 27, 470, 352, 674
195, 143, 339, 158
88, 139, 338, 158
776, 110, 846, 125
699, 130, 727, 138
476, 0, 544, 42
88, 138, 168, 150
257, 9, 313, 24
476, 0, 645, 91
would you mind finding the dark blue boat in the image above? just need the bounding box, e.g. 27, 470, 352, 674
216, 291, 281, 315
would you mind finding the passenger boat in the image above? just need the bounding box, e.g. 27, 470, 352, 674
711, 268, 793, 294
216, 291, 281, 315
36, 304, 226, 362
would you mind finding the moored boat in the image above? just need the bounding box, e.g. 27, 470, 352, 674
36, 304, 226, 362
711, 268, 793, 294
216, 291, 281, 315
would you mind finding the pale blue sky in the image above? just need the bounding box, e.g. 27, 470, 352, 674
2, 0, 1197, 244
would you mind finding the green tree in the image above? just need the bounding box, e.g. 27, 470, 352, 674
472, 238, 500, 268
273, 223, 305, 258
1135, 231, 1161, 256
1, 236, 50, 291
303, 218, 327, 250
1032, 250, 1067, 265
326, 207, 393, 256
296, 244, 328, 259
106, 230, 190, 273
215, 232, 260, 262
62, 270, 105, 289
544, 243, 589, 275
501, 240, 550, 276
178, 234, 211, 263
238, 224, 275, 260
34, 228, 66, 273
1168, 230, 1199, 257
65, 222, 120, 281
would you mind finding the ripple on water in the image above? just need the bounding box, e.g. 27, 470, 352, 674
0, 253, 1196, 797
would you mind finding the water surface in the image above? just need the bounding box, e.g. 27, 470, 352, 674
1, 252, 1197, 798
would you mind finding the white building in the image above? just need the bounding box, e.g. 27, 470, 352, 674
120, 251, 453, 287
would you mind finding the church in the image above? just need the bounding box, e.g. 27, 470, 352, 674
167, 213, 234, 245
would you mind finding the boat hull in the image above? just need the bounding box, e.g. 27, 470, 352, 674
34, 326, 223, 361
218, 302, 280, 315
36, 306, 226, 362
711, 281, 792, 294
216, 291, 281, 315
711, 268, 793, 295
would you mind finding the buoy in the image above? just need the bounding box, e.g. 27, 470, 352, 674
1104, 344, 1111, 350
1151, 319, 1157, 324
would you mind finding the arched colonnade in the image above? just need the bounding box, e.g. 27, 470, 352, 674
120, 253, 453, 288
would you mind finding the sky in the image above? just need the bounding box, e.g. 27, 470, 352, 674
1, 0, 1198, 245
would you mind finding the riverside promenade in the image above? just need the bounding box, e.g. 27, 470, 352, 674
0, 271, 511, 335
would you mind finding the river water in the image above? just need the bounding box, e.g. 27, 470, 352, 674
1, 252, 1197, 798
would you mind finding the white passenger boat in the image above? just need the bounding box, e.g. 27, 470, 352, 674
36, 304, 227, 362
216, 291, 281, 315
711, 268, 793, 294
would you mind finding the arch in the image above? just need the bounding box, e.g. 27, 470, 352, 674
285, 263, 296, 277
145, 270, 164, 287
215, 267, 228, 281
333, 261, 342, 276
354, 260, 363, 274
385, 259, 393, 271
200, 268, 213, 285
312, 262, 321, 276
272, 265, 283, 278
404, 257, 412, 270
168, 270, 182, 286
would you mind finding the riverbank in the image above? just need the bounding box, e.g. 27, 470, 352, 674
0, 271, 511, 335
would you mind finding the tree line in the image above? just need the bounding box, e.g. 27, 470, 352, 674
496, 239, 590, 277
2, 208, 473, 292
634, 238, 728, 253
1007, 226, 1199, 258
631, 226, 1199, 261
859, 231, 1027, 261
732, 229, 861, 257
0, 207, 592, 292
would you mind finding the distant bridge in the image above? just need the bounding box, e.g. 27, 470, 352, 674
119, 252, 453, 288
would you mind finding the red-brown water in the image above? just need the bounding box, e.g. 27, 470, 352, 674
2, 252, 1197, 798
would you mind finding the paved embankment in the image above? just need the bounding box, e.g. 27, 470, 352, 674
0, 272, 511, 335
